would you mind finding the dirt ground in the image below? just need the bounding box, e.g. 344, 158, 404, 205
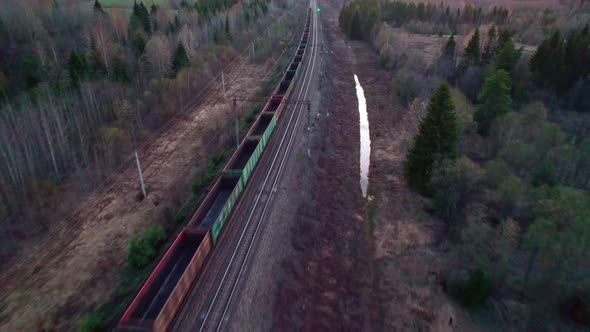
0, 52, 279, 331
227, 0, 488, 331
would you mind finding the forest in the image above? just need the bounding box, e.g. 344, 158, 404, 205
341, 0, 590, 329
0, 0, 280, 261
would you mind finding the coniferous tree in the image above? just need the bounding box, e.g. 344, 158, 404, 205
530, 31, 566, 93
438, 33, 457, 82
111, 57, 131, 83
139, 2, 151, 34
68, 50, 88, 87
404, 82, 459, 194
494, 38, 522, 74
474, 69, 512, 136
564, 28, 590, 87
93, 0, 105, 14
443, 33, 457, 59
225, 15, 232, 41
131, 1, 151, 34
463, 28, 481, 66
132, 32, 146, 57
482, 25, 497, 65
172, 43, 189, 74
497, 28, 512, 51
22, 55, 43, 89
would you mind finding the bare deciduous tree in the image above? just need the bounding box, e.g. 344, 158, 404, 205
146, 34, 172, 77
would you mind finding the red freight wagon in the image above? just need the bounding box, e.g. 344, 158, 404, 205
118, 229, 212, 332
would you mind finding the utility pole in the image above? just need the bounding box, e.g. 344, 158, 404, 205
135, 151, 146, 199
233, 98, 239, 148
307, 101, 311, 158
252, 42, 255, 63
221, 71, 226, 96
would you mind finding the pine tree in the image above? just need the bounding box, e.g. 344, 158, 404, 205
404, 82, 459, 195
463, 28, 481, 66
68, 50, 88, 87
438, 33, 457, 82
132, 32, 146, 57
564, 28, 590, 89
495, 38, 522, 74
172, 43, 189, 74
225, 15, 232, 41
530, 31, 566, 93
497, 28, 512, 51
443, 33, 456, 59
139, 2, 151, 34
111, 57, 130, 83
482, 25, 497, 65
131, 1, 151, 34
93, 0, 105, 14
474, 69, 512, 136
22, 55, 43, 89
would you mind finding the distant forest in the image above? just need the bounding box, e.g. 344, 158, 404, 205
0, 0, 280, 253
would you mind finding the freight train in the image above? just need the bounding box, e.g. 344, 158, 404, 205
116, 10, 312, 332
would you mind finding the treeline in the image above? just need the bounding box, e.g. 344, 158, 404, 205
0, 0, 275, 257
381, 1, 509, 27
445, 24, 590, 111
530, 26, 590, 108
180, 0, 269, 21
339, 0, 509, 41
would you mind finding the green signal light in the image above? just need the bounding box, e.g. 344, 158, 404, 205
316, 7, 320, 12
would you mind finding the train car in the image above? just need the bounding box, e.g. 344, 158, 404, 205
186, 175, 244, 243
222, 136, 265, 185
118, 229, 212, 332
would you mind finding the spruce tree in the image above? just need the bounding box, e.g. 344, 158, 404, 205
463, 28, 481, 66
530, 31, 566, 93
132, 32, 146, 57
172, 43, 189, 74
23, 55, 43, 89
474, 69, 512, 136
494, 38, 522, 74
497, 29, 512, 51
438, 33, 457, 82
564, 28, 590, 88
111, 57, 130, 83
482, 25, 497, 65
93, 0, 105, 14
139, 2, 151, 34
225, 15, 232, 41
350, 9, 362, 40
404, 82, 459, 195
443, 33, 456, 59
68, 50, 88, 87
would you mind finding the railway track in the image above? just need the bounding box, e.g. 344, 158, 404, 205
170, 2, 320, 331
